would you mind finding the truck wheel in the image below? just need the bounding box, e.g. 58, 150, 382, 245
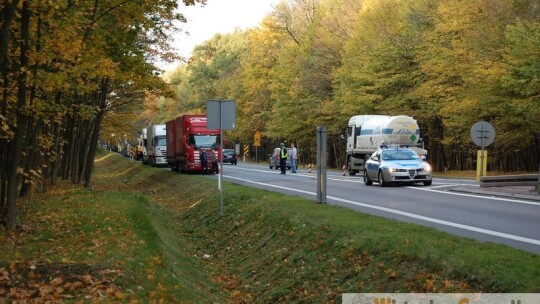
378, 170, 388, 187
364, 170, 373, 186
347, 162, 356, 176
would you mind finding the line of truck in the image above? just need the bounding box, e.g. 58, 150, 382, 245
135, 114, 426, 176
139, 114, 222, 174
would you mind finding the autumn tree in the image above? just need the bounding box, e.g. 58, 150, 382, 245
495, 19, 540, 170
141, 0, 540, 173
0, 0, 200, 231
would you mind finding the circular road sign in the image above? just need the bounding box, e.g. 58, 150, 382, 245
471, 121, 495, 147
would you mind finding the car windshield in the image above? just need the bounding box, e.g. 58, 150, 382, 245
382, 150, 419, 161
224, 149, 235, 155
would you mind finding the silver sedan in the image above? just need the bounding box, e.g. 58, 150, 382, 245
364, 147, 432, 187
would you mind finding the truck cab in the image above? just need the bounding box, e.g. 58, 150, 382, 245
147, 124, 167, 166
166, 115, 222, 173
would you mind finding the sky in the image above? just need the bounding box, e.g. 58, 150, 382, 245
158, 0, 280, 71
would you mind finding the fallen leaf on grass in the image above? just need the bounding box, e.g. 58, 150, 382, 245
50, 277, 64, 286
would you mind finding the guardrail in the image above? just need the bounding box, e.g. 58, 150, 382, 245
480, 174, 539, 188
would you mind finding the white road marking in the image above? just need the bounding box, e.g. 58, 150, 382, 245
223, 174, 540, 247
227, 165, 539, 205
406, 186, 540, 206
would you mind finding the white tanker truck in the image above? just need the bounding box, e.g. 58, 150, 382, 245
344, 115, 427, 176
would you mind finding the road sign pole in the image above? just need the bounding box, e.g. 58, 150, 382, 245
207, 100, 236, 215
219, 102, 224, 215
471, 121, 495, 183
480, 123, 485, 179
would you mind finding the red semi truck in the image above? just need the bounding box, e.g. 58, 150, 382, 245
166, 115, 222, 173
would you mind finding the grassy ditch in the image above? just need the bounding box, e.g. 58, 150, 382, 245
1, 152, 539, 302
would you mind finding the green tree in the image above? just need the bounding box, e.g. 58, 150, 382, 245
495, 19, 540, 169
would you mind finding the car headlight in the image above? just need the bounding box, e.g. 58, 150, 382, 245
423, 164, 432, 172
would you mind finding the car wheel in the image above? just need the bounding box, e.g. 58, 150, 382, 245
423, 180, 432, 186
364, 170, 373, 186
378, 170, 387, 187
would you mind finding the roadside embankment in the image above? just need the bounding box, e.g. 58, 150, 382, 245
2, 152, 538, 303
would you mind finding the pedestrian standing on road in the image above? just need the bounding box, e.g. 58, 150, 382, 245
279, 143, 288, 175
201, 149, 209, 175
289, 143, 298, 173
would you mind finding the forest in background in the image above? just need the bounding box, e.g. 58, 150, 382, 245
1, 0, 539, 230
139, 0, 539, 172
0, 0, 201, 230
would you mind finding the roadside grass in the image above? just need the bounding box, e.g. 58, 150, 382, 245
180, 185, 539, 302
1, 152, 539, 303
0, 154, 224, 302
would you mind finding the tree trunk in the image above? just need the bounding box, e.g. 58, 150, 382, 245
84, 78, 109, 187
0, 49, 9, 224
0, 0, 20, 67
6, 0, 31, 231
48, 92, 64, 187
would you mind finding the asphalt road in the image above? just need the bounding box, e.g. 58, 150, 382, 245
213, 162, 540, 254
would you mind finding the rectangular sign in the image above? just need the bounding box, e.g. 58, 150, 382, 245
207, 100, 236, 130
342, 293, 540, 304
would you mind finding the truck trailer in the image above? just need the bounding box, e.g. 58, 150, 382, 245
146, 124, 167, 166
345, 115, 426, 175
166, 115, 222, 173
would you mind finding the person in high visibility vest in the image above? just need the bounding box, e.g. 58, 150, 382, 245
279, 143, 288, 175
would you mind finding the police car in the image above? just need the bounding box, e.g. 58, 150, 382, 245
364, 145, 432, 187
